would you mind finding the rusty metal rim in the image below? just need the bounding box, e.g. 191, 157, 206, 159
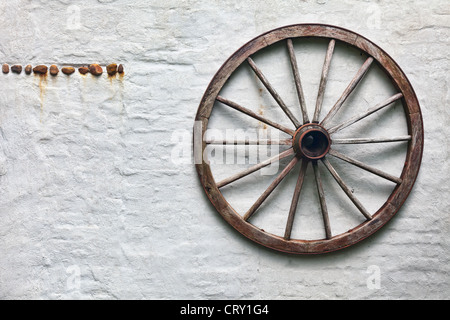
194, 24, 424, 254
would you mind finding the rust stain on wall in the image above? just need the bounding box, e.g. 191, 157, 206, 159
36, 74, 47, 122
108, 73, 116, 84
258, 87, 267, 129
258, 105, 268, 130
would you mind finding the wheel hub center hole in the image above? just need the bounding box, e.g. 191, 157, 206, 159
302, 131, 328, 156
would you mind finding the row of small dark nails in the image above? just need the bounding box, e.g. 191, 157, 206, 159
1, 63, 124, 76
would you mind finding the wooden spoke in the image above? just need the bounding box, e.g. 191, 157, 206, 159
284, 159, 309, 240
216, 148, 294, 188
247, 57, 302, 128
328, 149, 402, 184
205, 139, 292, 145
327, 93, 403, 134
313, 39, 336, 123
321, 157, 372, 220
320, 57, 374, 127
216, 96, 295, 136
312, 161, 332, 239
332, 136, 411, 144
286, 38, 309, 124
243, 156, 299, 221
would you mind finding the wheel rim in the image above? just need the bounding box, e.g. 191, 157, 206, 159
194, 24, 424, 254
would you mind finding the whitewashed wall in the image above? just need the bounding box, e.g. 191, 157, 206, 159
0, 0, 448, 299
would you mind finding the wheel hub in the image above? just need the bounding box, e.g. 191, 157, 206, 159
293, 123, 331, 160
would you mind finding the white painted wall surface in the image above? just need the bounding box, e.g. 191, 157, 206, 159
0, 0, 448, 299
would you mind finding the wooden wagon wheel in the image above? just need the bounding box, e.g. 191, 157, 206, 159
194, 24, 423, 254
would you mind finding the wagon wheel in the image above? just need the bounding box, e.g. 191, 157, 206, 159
194, 24, 423, 254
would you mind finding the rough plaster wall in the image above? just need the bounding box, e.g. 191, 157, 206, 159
0, 0, 448, 299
